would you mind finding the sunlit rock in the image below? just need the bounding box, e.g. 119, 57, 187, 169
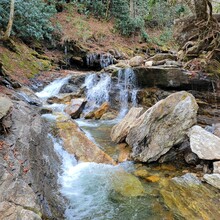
146, 176, 160, 183
56, 116, 115, 164
188, 125, 220, 160
94, 102, 110, 119
111, 107, 143, 143
126, 91, 198, 162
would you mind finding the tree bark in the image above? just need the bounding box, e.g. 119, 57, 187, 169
130, 0, 136, 18
194, 0, 208, 20
4, 0, 15, 39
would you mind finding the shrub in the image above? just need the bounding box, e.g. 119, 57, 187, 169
0, 0, 56, 41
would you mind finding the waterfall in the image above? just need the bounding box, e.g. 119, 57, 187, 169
100, 53, 114, 68
36, 75, 71, 99
84, 73, 111, 112
83, 68, 138, 117
86, 53, 114, 68
117, 68, 137, 117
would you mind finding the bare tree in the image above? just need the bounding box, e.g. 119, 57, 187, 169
4, 0, 15, 39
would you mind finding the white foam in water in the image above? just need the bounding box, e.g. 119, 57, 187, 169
117, 68, 137, 118
84, 73, 111, 110
49, 134, 133, 220
43, 103, 67, 113
36, 75, 71, 99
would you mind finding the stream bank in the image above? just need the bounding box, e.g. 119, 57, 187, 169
0, 48, 220, 219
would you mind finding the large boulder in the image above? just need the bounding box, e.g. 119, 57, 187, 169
188, 125, 220, 160
125, 91, 198, 162
65, 98, 87, 119
111, 107, 143, 143
56, 115, 115, 164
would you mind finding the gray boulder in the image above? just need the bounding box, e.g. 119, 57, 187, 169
188, 125, 220, 160
126, 91, 198, 162
111, 107, 144, 143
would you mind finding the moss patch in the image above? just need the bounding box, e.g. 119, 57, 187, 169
0, 39, 52, 84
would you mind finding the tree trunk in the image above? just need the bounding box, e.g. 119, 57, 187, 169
4, 0, 15, 39
194, 0, 208, 20
130, 0, 136, 18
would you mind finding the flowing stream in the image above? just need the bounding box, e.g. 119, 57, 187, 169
36, 72, 220, 220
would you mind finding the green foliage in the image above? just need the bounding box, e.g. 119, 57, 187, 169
0, 0, 56, 41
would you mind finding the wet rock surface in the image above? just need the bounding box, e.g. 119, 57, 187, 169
56, 114, 115, 164
0, 97, 65, 219
160, 173, 220, 219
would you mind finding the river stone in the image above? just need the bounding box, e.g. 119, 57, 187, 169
126, 91, 198, 162
94, 102, 110, 119
56, 115, 115, 164
188, 125, 220, 160
203, 174, 220, 190
0, 95, 13, 119
65, 98, 87, 119
160, 174, 220, 219
111, 170, 145, 197
111, 107, 144, 143
129, 56, 144, 67
213, 161, 220, 174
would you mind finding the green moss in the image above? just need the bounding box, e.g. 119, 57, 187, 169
0, 40, 52, 81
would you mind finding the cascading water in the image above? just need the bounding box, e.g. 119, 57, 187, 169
83, 68, 138, 117
36, 75, 71, 100
117, 68, 137, 117
86, 53, 114, 69
35, 76, 220, 220
84, 73, 111, 112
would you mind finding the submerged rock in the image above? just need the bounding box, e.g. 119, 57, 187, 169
126, 91, 198, 162
65, 98, 87, 119
110, 170, 145, 197
111, 107, 143, 143
160, 173, 220, 219
203, 174, 220, 190
188, 125, 220, 160
56, 116, 115, 164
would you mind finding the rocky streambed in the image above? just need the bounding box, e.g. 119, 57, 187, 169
1, 57, 220, 219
